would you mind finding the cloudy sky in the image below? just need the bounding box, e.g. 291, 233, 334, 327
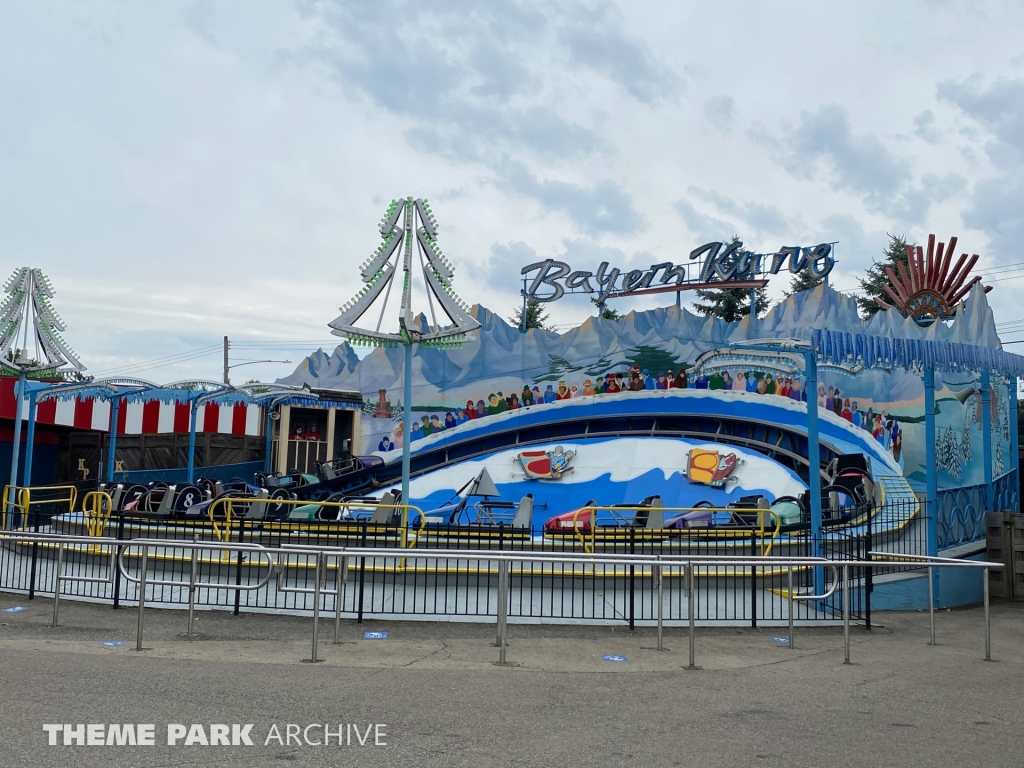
3, 1, 1024, 382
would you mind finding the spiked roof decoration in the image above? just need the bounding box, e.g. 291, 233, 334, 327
0, 268, 85, 374
329, 198, 480, 349
875, 234, 992, 323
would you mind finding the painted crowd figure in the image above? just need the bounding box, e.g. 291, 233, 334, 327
393, 364, 900, 464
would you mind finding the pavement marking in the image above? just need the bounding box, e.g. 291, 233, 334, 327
772, 637, 790, 644
364, 631, 388, 640
97, 641, 126, 647
2, 607, 28, 613
602, 655, 628, 662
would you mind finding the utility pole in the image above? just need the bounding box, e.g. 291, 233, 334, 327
223, 336, 230, 385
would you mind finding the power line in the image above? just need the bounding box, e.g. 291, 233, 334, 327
89, 345, 222, 376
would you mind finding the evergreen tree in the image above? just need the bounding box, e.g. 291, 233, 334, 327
856, 234, 911, 318
784, 268, 824, 298
589, 297, 620, 320
692, 237, 769, 322
510, 297, 551, 331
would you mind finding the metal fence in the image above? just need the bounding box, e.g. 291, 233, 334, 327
0, 499, 934, 628
0, 530, 1003, 669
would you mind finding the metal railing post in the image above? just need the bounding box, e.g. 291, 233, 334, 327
927, 566, 935, 646
496, 559, 509, 664
136, 545, 148, 652
787, 567, 794, 649
842, 564, 850, 664
51, 543, 64, 627
685, 563, 698, 670
187, 539, 198, 637
334, 555, 347, 645
983, 566, 991, 662
112, 511, 125, 610
310, 551, 323, 663
233, 520, 244, 616
656, 562, 664, 652
28, 506, 39, 600
628, 527, 635, 631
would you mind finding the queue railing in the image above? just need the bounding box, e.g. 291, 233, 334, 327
0, 531, 1002, 669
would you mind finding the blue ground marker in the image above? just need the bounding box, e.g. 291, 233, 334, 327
98, 641, 126, 647
364, 631, 388, 640
602, 655, 628, 662
772, 637, 790, 644
2, 606, 28, 613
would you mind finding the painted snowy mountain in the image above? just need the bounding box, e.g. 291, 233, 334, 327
277, 283, 1002, 405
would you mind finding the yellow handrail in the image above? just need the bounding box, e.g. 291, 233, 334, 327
206, 496, 427, 547
82, 491, 114, 537
2, 484, 78, 530
81, 491, 114, 553
567, 505, 784, 557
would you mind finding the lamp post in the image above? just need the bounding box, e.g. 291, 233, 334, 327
329, 198, 480, 505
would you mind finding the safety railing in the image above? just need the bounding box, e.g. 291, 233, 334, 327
205, 497, 428, 550
81, 491, 113, 551
565, 505, 782, 556
0, 531, 1001, 669
2, 484, 78, 530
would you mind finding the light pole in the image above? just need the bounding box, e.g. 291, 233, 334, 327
222, 337, 291, 384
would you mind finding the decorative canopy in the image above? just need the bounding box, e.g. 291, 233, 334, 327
875, 234, 991, 322
0, 268, 84, 374
811, 330, 1024, 379
329, 197, 480, 349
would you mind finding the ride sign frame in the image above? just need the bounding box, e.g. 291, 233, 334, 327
521, 240, 834, 302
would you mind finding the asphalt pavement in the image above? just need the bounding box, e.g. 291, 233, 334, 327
0, 594, 1020, 767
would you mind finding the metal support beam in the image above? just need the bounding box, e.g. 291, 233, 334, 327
187, 399, 199, 484
264, 407, 274, 474
981, 369, 992, 508
21, 387, 38, 487
924, 366, 938, 564
1011, 378, 1019, 513
6, 371, 26, 524
401, 342, 413, 505
106, 397, 120, 484
804, 352, 823, 594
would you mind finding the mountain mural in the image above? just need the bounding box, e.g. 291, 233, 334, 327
278, 283, 1003, 402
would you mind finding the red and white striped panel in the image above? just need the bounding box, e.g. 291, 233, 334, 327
1, 379, 262, 435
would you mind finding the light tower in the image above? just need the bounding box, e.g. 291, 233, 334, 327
1, 268, 85, 510
329, 198, 480, 503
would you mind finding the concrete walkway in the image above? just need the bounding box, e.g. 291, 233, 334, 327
0, 594, 1021, 767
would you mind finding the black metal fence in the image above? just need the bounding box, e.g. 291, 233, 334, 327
0, 500, 927, 627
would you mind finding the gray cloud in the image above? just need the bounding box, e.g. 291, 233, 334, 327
937, 76, 1024, 256
674, 200, 736, 244
913, 109, 939, 143
557, 237, 628, 269
500, 160, 645, 234
303, 0, 672, 166
776, 104, 911, 199
559, 2, 680, 104
938, 76, 1024, 157
704, 96, 734, 134
688, 188, 790, 236
488, 241, 540, 290
758, 103, 964, 225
